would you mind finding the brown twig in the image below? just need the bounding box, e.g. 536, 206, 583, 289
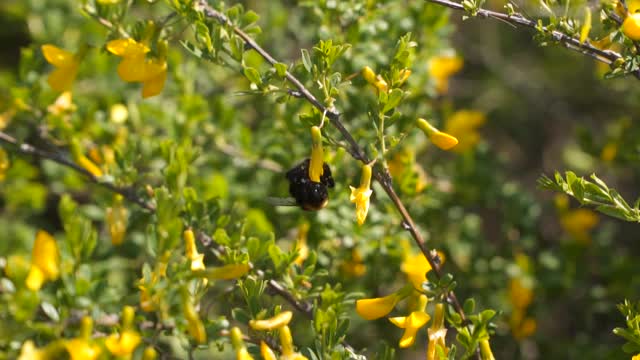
195, 0, 468, 325
0, 131, 155, 211
425, 0, 640, 79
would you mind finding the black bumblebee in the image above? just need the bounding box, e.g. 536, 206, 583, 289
269, 159, 335, 211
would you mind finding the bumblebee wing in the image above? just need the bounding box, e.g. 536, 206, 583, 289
266, 197, 299, 207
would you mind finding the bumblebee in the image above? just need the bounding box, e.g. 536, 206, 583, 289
285, 158, 335, 211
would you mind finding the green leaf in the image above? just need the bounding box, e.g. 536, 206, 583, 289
243, 66, 262, 86
382, 89, 404, 113
274, 62, 287, 77
301, 49, 312, 73
463, 298, 475, 314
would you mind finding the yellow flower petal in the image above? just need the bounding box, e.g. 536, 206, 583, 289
249, 311, 293, 330
105, 330, 141, 356
428, 55, 463, 94
430, 131, 458, 150
623, 13, 640, 40
356, 293, 399, 320
142, 68, 167, 98
42, 45, 75, 67
47, 65, 78, 92
31, 230, 60, 281
200, 263, 250, 280
106, 202, 128, 246
107, 38, 150, 57
260, 341, 277, 360
362, 66, 377, 84
65, 339, 101, 360
236, 348, 254, 360
25, 266, 45, 291
117, 55, 148, 82
309, 126, 324, 182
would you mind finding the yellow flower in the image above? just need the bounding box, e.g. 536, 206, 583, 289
349, 163, 373, 226
632, 354, 640, 360
47, 91, 76, 115
230, 327, 254, 360
0, 146, 9, 182
630, 0, 640, 13
142, 347, 157, 360
416, 118, 458, 150
183, 292, 207, 344
294, 222, 310, 266
374, 76, 388, 93
279, 325, 308, 360
106, 195, 128, 246
106, 38, 167, 98
509, 278, 533, 310
260, 341, 277, 360
41, 45, 80, 92
623, 13, 640, 40
64, 317, 101, 360
105, 331, 141, 358
428, 55, 463, 94
105, 306, 142, 358
401, 251, 445, 289
26, 230, 60, 291
444, 110, 486, 153
362, 66, 377, 84
601, 142, 618, 162
397, 68, 411, 86
183, 229, 205, 272
479, 339, 496, 360
356, 292, 401, 320
341, 248, 367, 277
309, 126, 324, 182
250, 311, 293, 331
427, 303, 449, 360
18, 341, 46, 360
560, 208, 599, 244
199, 263, 250, 280
388, 295, 430, 348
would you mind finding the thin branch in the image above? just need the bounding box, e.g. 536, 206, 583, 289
195, 0, 468, 324
0, 131, 155, 211
425, 0, 640, 79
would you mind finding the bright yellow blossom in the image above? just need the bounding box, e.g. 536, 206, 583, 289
26, 230, 60, 291
106, 38, 167, 98
47, 91, 76, 115
362, 66, 377, 84
106, 195, 128, 246
0, 147, 9, 182
479, 339, 496, 360
428, 55, 463, 94
260, 341, 277, 360
309, 126, 324, 182
416, 118, 458, 150
230, 327, 254, 360
633, 354, 640, 360
18, 341, 47, 360
356, 292, 402, 320
142, 347, 158, 360
388, 295, 430, 348
199, 263, 250, 280
401, 251, 445, 289
427, 303, 449, 360
250, 311, 293, 331
279, 325, 308, 360
373, 75, 388, 93
41, 45, 80, 92
64, 317, 101, 360
349, 163, 373, 225
105, 306, 142, 358
183, 291, 207, 344
623, 13, 640, 40
184, 229, 205, 272
294, 222, 310, 266
444, 110, 486, 153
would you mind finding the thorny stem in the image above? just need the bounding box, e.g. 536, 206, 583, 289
195, 0, 469, 326
425, 0, 640, 79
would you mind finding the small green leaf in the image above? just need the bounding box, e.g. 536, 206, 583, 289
463, 298, 475, 314
382, 89, 404, 113
274, 62, 287, 77
243, 66, 262, 86
301, 49, 312, 73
